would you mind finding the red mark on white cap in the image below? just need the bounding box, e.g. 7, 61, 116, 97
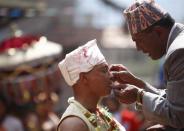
83, 48, 88, 58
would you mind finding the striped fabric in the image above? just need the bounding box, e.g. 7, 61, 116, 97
124, 0, 167, 34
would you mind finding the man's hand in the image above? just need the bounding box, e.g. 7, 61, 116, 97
110, 64, 146, 88
113, 84, 139, 104
110, 64, 128, 72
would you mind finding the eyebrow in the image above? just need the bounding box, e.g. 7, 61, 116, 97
101, 65, 109, 70
96, 64, 108, 69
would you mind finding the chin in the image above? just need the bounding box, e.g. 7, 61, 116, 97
149, 54, 162, 60
151, 56, 160, 60
103, 90, 111, 96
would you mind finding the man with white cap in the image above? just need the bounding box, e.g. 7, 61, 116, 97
57, 39, 126, 131
111, 0, 184, 130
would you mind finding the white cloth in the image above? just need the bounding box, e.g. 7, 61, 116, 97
58, 39, 106, 86
165, 31, 184, 59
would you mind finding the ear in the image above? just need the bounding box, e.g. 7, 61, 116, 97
79, 72, 88, 84
153, 26, 165, 39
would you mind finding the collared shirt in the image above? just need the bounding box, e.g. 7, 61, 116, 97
166, 23, 177, 53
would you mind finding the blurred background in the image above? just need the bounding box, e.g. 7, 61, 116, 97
0, 0, 184, 131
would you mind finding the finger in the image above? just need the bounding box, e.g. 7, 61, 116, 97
110, 64, 127, 71
111, 70, 128, 76
110, 72, 116, 81
111, 71, 129, 81
109, 64, 127, 71
113, 89, 123, 97
112, 84, 128, 90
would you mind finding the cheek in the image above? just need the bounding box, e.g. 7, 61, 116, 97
94, 75, 107, 87
144, 35, 156, 50
148, 37, 160, 51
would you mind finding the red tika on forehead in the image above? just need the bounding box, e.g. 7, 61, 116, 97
82, 48, 88, 58
73, 47, 89, 64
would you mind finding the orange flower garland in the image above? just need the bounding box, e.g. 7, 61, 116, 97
84, 107, 120, 131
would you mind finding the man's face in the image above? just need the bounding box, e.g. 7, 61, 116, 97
85, 63, 113, 97
132, 28, 164, 60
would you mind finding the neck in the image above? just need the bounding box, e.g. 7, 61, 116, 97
73, 85, 100, 113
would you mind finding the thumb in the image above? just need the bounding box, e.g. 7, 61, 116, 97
109, 64, 127, 71
111, 71, 128, 79
112, 84, 128, 90
111, 71, 131, 84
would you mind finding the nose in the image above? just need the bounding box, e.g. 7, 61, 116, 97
109, 71, 115, 81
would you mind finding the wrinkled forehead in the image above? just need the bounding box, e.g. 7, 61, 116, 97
94, 62, 108, 69
97, 62, 108, 68
88, 62, 109, 72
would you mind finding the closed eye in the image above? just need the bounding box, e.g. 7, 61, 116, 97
100, 65, 109, 73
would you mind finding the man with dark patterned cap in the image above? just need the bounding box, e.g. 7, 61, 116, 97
111, 0, 184, 130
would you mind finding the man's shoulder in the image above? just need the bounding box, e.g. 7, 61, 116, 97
58, 116, 89, 131
165, 48, 184, 64
166, 32, 184, 60
58, 102, 91, 131
164, 48, 184, 71
62, 101, 85, 117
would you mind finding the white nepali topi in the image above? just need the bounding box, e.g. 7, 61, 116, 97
58, 39, 106, 86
